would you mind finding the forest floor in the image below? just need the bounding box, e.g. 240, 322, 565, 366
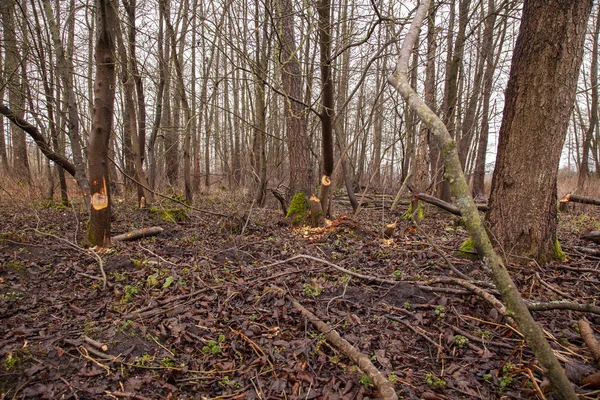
1, 192, 600, 400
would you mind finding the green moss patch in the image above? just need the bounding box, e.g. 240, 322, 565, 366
286, 192, 308, 226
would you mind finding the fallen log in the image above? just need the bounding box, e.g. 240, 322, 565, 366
415, 193, 488, 216
112, 226, 164, 242
582, 231, 600, 244
560, 193, 600, 207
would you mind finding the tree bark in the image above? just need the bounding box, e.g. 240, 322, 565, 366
472, 0, 499, 198
277, 0, 314, 197
486, 0, 592, 265
88, 0, 118, 248
1, 0, 30, 182
42, 0, 91, 205
317, 0, 334, 214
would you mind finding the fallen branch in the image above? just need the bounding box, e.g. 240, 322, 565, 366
33, 229, 107, 290
415, 192, 488, 216
289, 296, 398, 400
578, 318, 600, 365
527, 301, 600, 316
560, 193, 600, 207
112, 226, 164, 242
582, 232, 600, 245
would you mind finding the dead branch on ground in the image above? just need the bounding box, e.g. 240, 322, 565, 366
289, 296, 398, 400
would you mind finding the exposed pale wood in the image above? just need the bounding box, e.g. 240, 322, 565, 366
578, 318, 600, 364
561, 194, 600, 207
112, 227, 164, 242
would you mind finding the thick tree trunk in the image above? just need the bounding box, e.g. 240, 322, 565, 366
88, 0, 117, 248
487, 0, 592, 265
278, 0, 314, 197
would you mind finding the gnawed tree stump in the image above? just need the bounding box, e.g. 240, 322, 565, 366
112, 226, 164, 242
309, 194, 325, 227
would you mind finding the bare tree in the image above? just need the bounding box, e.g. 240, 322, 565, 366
2, 0, 30, 182
88, 0, 118, 247
486, 0, 593, 265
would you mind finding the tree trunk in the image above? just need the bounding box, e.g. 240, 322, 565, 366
317, 0, 334, 214
42, 0, 91, 205
487, 0, 592, 265
278, 0, 314, 197
252, 1, 269, 206
2, 0, 30, 182
88, 0, 118, 248
578, 7, 599, 192
114, 12, 151, 204
472, 0, 500, 198
413, 2, 437, 194
0, 41, 9, 172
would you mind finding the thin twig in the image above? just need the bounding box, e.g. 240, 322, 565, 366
32, 228, 107, 290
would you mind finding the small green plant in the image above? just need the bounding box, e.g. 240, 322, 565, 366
403, 301, 412, 310
0, 291, 23, 302
330, 355, 340, 364
424, 373, 446, 389
483, 373, 492, 382
393, 269, 402, 280
388, 373, 398, 383
146, 273, 160, 288
112, 272, 128, 282
202, 340, 223, 355
474, 329, 491, 340
119, 320, 135, 335
453, 335, 469, 348
303, 282, 323, 297
218, 376, 240, 389
122, 285, 139, 302
161, 357, 175, 368
498, 375, 513, 391
163, 276, 175, 288
134, 353, 154, 367
434, 305, 446, 319
131, 258, 148, 268
358, 373, 373, 386
3, 352, 18, 370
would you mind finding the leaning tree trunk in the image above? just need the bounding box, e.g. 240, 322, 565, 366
486, 0, 592, 266
88, 0, 117, 248
389, 1, 580, 398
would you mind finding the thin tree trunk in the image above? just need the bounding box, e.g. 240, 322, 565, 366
472, 0, 501, 198
2, 0, 30, 182
88, 0, 117, 248
578, 7, 599, 192
42, 0, 91, 206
